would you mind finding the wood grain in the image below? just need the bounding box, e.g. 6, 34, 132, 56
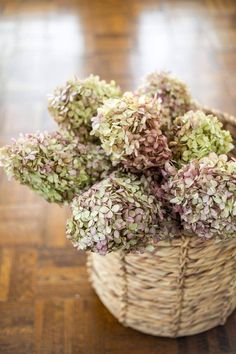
0, 0, 235, 353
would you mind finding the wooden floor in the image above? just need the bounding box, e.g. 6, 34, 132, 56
0, 0, 236, 353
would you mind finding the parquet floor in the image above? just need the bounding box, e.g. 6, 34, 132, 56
0, 0, 236, 353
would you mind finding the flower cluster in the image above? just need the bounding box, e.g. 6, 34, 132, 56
170, 110, 233, 164
137, 71, 194, 133
0, 131, 111, 203
48, 75, 121, 142
0, 71, 235, 253
92, 92, 171, 171
66, 173, 165, 255
163, 153, 236, 238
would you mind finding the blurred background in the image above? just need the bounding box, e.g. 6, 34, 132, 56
0, 1, 235, 353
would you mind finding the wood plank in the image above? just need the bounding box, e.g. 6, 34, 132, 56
0, 248, 13, 301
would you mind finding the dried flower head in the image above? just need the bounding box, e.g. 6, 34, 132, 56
48, 75, 121, 142
137, 71, 194, 132
0, 131, 111, 203
92, 92, 171, 171
170, 110, 233, 164
66, 172, 167, 255
163, 153, 236, 238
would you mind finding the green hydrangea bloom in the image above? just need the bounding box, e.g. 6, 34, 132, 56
171, 110, 233, 164
92, 92, 171, 171
0, 131, 111, 203
48, 75, 121, 142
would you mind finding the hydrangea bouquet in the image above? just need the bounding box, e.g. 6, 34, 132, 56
1, 72, 235, 255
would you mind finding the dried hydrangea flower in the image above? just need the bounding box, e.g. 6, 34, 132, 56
163, 153, 236, 239
136, 71, 194, 133
91, 92, 171, 171
66, 172, 168, 255
48, 75, 121, 142
170, 110, 233, 164
0, 131, 111, 203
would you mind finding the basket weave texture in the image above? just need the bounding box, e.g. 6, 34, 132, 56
87, 107, 236, 337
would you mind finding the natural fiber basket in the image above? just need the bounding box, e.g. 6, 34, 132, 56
87, 107, 236, 337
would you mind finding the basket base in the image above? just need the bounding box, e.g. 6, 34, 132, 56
89, 268, 235, 337
87, 236, 236, 337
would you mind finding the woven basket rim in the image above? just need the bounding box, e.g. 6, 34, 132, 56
200, 104, 236, 125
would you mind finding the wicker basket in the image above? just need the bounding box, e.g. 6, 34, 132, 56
87, 107, 236, 337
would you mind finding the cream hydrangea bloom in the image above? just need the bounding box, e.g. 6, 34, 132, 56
92, 92, 171, 171
66, 173, 165, 254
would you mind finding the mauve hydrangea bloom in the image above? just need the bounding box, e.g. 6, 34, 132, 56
91, 92, 171, 171
163, 153, 236, 239
137, 71, 194, 132
48, 75, 121, 142
0, 131, 111, 203
66, 173, 166, 255
170, 110, 233, 164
